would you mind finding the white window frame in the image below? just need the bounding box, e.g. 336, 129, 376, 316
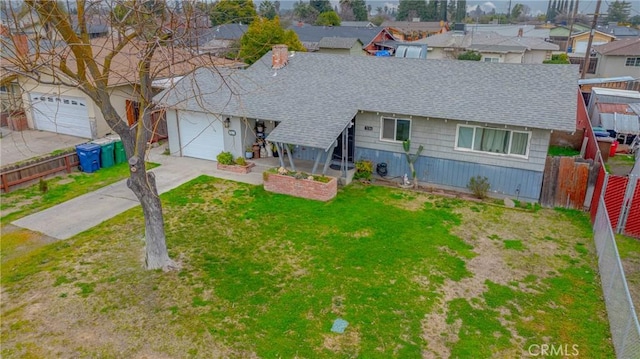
483, 57, 500, 63
625, 57, 640, 67
380, 117, 411, 143
454, 124, 531, 159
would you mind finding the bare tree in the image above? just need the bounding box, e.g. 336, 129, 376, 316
1, 0, 233, 270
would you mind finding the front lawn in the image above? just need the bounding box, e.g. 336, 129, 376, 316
0, 176, 613, 358
0, 162, 158, 223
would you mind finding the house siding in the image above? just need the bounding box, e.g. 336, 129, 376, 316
351, 111, 550, 201
354, 111, 550, 172
355, 148, 543, 201
595, 55, 635, 78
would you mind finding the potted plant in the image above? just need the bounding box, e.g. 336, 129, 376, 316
245, 146, 254, 159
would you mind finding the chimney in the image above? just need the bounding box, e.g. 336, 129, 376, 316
272, 44, 288, 69
12, 33, 28, 59
517, 28, 523, 37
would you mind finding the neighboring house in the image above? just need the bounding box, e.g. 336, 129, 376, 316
341, 21, 375, 28
196, 23, 248, 56
416, 31, 558, 63
155, 48, 578, 202
549, 23, 591, 51
591, 38, 640, 79
0, 37, 242, 139
568, 30, 616, 55
289, 24, 397, 55
318, 37, 365, 56
382, 21, 448, 41
465, 24, 551, 39
597, 22, 640, 40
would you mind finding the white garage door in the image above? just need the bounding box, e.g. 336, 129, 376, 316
30, 93, 91, 138
179, 111, 224, 161
574, 41, 607, 54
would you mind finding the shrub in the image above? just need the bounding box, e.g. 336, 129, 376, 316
467, 175, 490, 199
235, 157, 247, 166
216, 151, 234, 165
354, 159, 373, 180
458, 51, 481, 61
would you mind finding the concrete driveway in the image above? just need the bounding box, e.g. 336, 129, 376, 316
0, 128, 89, 167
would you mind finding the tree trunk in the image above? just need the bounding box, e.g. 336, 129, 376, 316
126, 162, 176, 270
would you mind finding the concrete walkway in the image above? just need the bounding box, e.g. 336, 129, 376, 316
1, 128, 88, 166
11, 145, 273, 239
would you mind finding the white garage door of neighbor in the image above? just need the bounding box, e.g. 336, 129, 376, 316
574, 41, 607, 54
179, 112, 224, 161
31, 93, 91, 138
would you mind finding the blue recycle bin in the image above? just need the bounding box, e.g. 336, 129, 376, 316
76, 143, 101, 173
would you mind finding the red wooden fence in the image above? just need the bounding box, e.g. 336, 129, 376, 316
0, 151, 79, 192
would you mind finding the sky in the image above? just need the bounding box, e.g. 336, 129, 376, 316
276, 0, 640, 18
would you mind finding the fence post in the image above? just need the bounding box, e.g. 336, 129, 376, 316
64, 154, 72, 173
1, 173, 8, 193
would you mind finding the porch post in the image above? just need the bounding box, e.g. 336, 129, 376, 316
311, 147, 323, 174
322, 141, 337, 175
275, 142, 285, 168
285, 144, 296, 171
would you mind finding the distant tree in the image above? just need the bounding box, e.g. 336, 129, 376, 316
315, 10, 340, 25
511, 3, 524, 20
631, 15, 640, 26
210, 0, 257, 26
470, 4, 483, 18
353, 0, 368, 21
543, 53, 570, 64
370, 14, 389, 25
340, 0, 367, 21
239, 17, 305, 65
376, 6, 383, 14
607, 0, 631, 23
274, 0, 280, 13
259, 0, 277, 19
455, 0, 467, 22
458, 51, 481, 60
293, 1, 319, 23
310, 0, 332, 13
396, 0, 428, 21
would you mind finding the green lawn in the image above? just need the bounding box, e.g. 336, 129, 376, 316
1, 162, 157, 223
0, 176, 613, 358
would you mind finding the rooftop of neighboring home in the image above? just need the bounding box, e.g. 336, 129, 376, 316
318, 37, 362, 49
156, 50, 578, 150
288, 23, 389, 48
341, 21, 375, 28
549, 23, 592, 37
0, 37, 244, 87
381, 21, 447, 33
415, 31, 559, 52
465, 24, 550, 38
596, 22, 640, 39
594, 38, 640, 56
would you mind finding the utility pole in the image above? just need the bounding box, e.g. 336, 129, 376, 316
581, 0, 601, 79
566, 0, 579, 53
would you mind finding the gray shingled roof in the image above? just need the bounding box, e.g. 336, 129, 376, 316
289, 25, 386, 47
319, 37, 362, 49
156, 52, 578, 151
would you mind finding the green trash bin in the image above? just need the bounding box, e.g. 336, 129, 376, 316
114, 140, 126, 164
92, 138, 115, 168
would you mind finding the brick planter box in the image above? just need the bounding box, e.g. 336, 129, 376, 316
264, 172, 337, 201
216, 162, 255, 174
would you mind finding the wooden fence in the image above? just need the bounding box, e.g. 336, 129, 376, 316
540, 156, 593, 209
1, 150, 79, 192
